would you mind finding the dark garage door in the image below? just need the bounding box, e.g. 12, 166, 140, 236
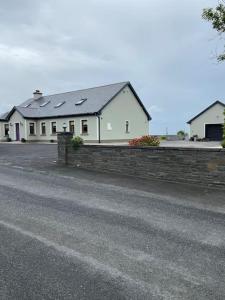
205, 124, 223, 141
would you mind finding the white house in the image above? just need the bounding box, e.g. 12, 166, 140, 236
187, 100, 225, 140
0, 82, 151, 143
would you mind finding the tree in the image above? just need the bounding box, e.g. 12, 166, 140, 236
202, 1, 225, 61
177, 130, 186, 140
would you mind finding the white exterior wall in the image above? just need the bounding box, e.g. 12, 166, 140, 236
100, 86, 149, 141
34, 116, 97, 142
0, 111, 98, 142
7, 111, 26, 141
190, 103, 224, 138
0, 122, 5, 141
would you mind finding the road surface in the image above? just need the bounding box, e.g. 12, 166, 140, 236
0, 144, 225, 299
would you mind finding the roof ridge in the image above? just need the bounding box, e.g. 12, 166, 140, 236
43, 81, 129, 98
187, 100, 225, 124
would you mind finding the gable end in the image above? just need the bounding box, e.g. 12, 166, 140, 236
187, 100, 225, 124
98, 82, 151, 121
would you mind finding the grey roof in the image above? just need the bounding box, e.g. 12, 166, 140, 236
0, 111, 9, 121
3, 82, 151, 121
187, 100, 225, 124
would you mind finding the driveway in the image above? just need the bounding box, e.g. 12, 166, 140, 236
0, 143, 57, 170
0, 144, 225, 299
160, 140, 222, 148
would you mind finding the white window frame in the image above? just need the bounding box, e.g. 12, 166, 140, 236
40, 121, 46, 135
80, 119, 88, 135
50, 121, 57, 135
29, 122, 36, 135
69, 120, 75, 135
3, 123, 9, 136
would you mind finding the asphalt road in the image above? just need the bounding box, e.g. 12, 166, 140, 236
0, 144, 225, 299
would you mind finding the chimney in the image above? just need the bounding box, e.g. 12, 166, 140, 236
33, 89, 43, 100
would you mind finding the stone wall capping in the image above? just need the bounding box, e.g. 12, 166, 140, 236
78, 144, 225, 152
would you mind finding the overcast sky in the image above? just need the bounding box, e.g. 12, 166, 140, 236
0, 0, 224, 134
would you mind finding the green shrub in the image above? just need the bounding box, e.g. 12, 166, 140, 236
71, 136, 84, 149
177, 130, 187, 140
160, 136, 167, 141
6, 137, 12, 142
221, 140, 225, 148
129, 135, 160, 147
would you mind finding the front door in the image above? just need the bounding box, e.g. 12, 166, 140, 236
15, 123, 20, 141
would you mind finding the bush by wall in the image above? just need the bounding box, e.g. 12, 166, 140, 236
71, 136, 84, 149
129, 135, 160, 147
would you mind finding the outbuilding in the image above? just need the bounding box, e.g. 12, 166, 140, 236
187, 101, 225, 140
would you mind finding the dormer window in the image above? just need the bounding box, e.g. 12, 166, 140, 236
24, 103, 31, 108
75, 98, 87, 106
54, 101, 65, 108
40, 101, 50, 107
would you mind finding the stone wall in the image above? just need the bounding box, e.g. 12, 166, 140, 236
58, 133, 225, 188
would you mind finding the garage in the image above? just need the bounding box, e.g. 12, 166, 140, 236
205, 124, 223, 141
188, 100, 225, 140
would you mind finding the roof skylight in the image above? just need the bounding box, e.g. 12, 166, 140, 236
24, 103, 31, 108
75, 98, 87, 106
54, 101, 65, 108
40, 101, 50, 107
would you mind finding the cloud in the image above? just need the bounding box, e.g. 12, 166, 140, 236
0, 0, 224, 133
0, 43, 43, 65
149, 105, 163, 114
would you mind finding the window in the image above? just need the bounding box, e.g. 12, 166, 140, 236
4, 124, 9, 136
29, 122, 35, 135
54, 101, 65, 108
81, 120, 88, 134
75, 98, 87, 106
107, 123, 112, 131
40, 101, 50, 107
41, 122, 46, 135
125, 121, 130, 133
24, 103, 31, 108
69, 121, 75, 133
51, 122, 57, 134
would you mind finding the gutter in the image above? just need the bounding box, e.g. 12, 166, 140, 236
97, 114, 101, 144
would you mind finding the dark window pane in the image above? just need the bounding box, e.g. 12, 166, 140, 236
4, 124, 9, 136
51, 122, 57, 134
81, 120, 88, 134
125, 121, 129, 133
29, 123, 35, 135
69, 121, 75, 133
41, 123, 46, 135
